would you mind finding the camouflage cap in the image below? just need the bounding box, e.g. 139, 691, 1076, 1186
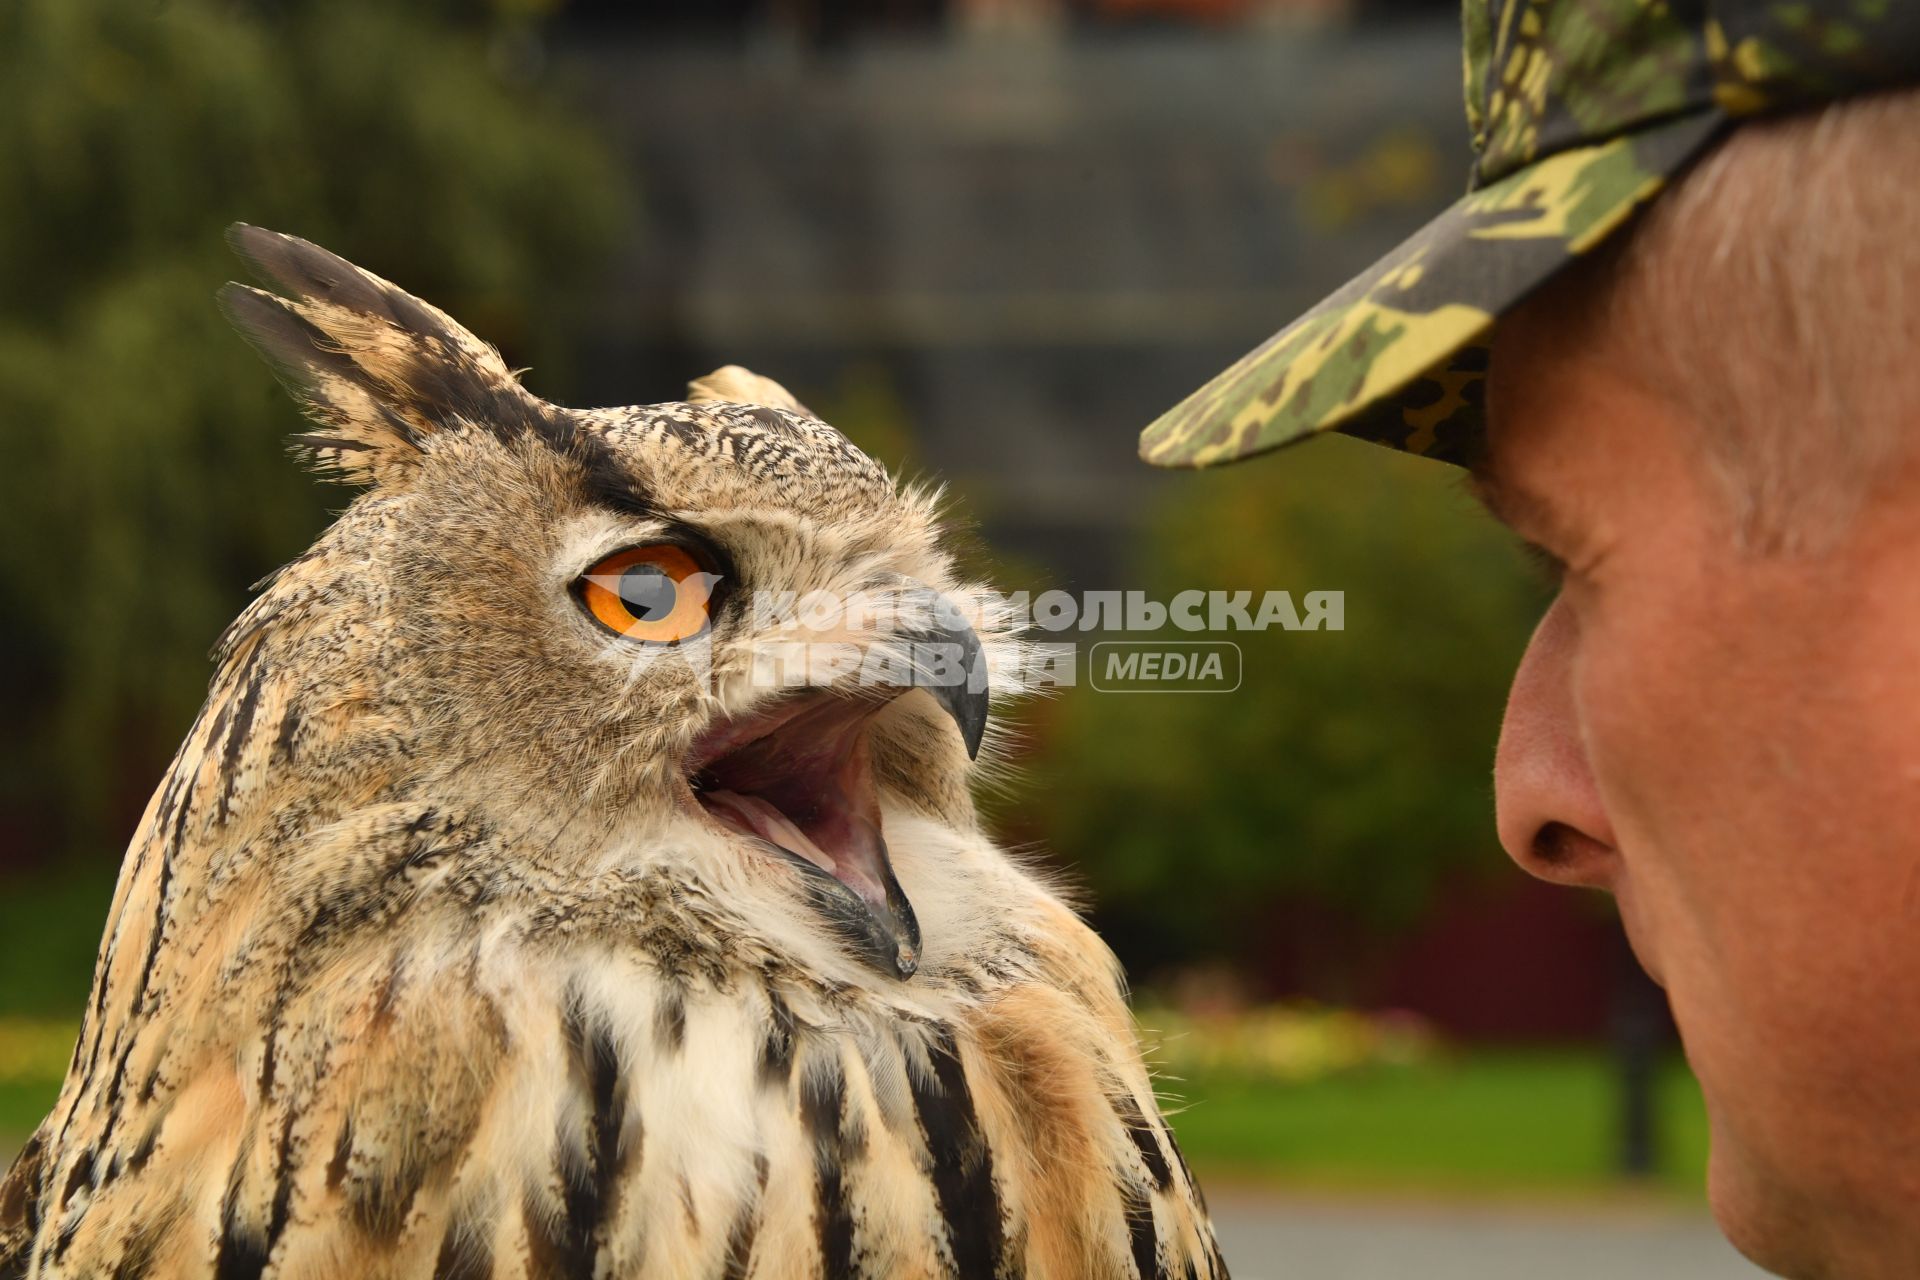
1139, 0, 1920, 470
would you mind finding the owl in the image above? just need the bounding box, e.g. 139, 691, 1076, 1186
0, 227, 1226, 1280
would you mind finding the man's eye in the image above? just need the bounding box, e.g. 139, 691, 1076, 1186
576, 544, 717, 644
1520, 540, 1569, 585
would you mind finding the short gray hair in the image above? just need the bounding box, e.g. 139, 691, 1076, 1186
1518, 89, 1920, 550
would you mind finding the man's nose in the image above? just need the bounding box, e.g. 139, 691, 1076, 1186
1493, 596, 1621, 890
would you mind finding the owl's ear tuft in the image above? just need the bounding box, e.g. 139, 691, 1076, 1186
687, 365, 812, 416
219, 223, 542, 486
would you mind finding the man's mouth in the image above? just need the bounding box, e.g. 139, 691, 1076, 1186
687, 617, 987, 981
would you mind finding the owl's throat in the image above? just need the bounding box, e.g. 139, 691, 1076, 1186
691, 693, 922, 980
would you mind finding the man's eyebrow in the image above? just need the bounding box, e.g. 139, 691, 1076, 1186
1466, 468, 1558, 535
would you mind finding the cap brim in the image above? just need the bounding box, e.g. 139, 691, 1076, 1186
1138, 111, 1727, 470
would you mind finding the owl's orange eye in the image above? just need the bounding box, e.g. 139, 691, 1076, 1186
577, 544, 717, 644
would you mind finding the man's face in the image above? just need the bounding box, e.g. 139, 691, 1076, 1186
1483, 317, 1920, 1278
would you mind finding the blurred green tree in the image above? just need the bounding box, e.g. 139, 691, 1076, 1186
1034, 434, 1546, 989
0, 0, 625, 866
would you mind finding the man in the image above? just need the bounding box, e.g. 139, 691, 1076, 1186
1139, 4, 1920, 1277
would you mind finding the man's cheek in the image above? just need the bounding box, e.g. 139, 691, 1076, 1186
1567, 603, 1716, 843
1568, 602, 1763, 1004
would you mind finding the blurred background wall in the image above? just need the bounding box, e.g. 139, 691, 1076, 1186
0, 0, 1729, 1243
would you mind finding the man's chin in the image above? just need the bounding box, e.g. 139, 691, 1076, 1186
1705, 1132, 1878, 1280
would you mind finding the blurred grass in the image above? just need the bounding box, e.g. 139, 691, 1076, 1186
1166, 1050, 1711, 1198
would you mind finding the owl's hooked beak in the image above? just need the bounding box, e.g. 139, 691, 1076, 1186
689, 599, 987, 981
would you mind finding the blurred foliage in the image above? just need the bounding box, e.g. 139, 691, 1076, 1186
1296, 127, 1448, 231
0, 1019, 74, 1092
1143, 1001, 1440, 1085
1036, 434, 1545, 980
0, 0, 626, 857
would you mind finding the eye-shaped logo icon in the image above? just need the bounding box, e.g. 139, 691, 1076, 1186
577, 544, 725, 645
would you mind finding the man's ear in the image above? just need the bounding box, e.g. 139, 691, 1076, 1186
686, 365, 812, 416
218, 223, 541, 486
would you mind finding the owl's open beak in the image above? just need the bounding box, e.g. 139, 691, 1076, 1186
689, 603, 988, 981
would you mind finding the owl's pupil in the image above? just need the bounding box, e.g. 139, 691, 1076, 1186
617, 564, 677, 622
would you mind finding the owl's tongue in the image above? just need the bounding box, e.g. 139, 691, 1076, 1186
702, 790, 883, 901
692, 694, 922, 980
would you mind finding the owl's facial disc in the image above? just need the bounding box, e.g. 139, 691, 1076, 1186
692, 693, 925, 979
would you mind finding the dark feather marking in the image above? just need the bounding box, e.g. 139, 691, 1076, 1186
219, 283, 425, 449
108, 1215, 167, 1280
227, 225, 457, 348
272, 700, 302, 763
759, 988, 796, 1089
136, 1059, 163, 1107
582, 1011, 632, 1222
219, 282, 431, 471
1113, 1093, 1174, 1192
55, 1153, 91, 1213
287, 432, 373, 454
212, 1082, 302, 1280
654, 985, 686, 1054
395, 351, 546, 445
290, 809, 467, 955
325, 1118, 353, 1191
521, 1189, 568, 1280
1120, 1181, 1164, 1280
213, 1161, 269, 1280
347, 1157, 426, 1244
65, 771, 170, 1122
719, 1206, 759, 1280
126, 1122, 160, 1176
1166, 1134, 1207, 1213
544, 411, 655, 520
370, 950, 406, 1034
217, 646, 268, 823
651, 410, 711, 449
2, 1134, 46, 1222
676, 1172, 698, 1237
542, 990, 631, 1278
91, 754, 196, 1149
218, 286, 370, 406
719, 1153, 770, 1280
909, 1026, 1004, 1279
257, 1019, 280, 1101
799, 1055, 858, 1279
111, 758, 193, 1055
262, 1105, 299, 1259
432, 1212, 493, 1280
742, 406, 806, 437
0, 1132, 47, 1274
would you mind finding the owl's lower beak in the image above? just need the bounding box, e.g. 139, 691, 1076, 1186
689, 610, 986, 981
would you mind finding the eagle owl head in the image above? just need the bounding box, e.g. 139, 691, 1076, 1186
218, 224, 1010, 984
0, 227, 1227, 1280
